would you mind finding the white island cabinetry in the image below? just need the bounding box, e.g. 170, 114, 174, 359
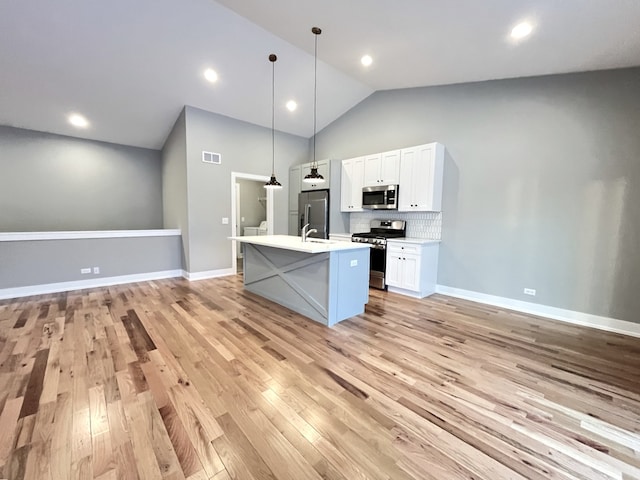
386, 239, 439, 298
230, 235, 370, 326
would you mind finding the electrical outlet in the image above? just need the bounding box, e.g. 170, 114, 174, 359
222, 217, 229, 224
523, 288, 536, 296
350, 259, 358, 267
93, 267, 100, 274
80, 268, 91, 274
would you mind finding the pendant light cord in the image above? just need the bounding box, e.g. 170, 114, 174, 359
313, 29, 318, 168
272, 58, 275, 175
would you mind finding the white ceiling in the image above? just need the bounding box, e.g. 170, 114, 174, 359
1, 0, 639, 150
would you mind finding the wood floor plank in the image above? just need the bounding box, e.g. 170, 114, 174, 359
0, 396, 23, 466
0, 277, 639, 479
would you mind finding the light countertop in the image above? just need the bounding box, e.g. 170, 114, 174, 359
331, 233, 441, 246
229, 235, 371, 254
385, 238, 441, 245
0, 229, 181, 242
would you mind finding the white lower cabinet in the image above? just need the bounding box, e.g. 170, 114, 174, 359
386, 241, 439, 298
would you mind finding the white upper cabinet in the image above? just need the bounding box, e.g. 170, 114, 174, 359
398, 143, 444, 212
340, 157, 365, 212
300, 159, 330, 191
363, 150, 400, 186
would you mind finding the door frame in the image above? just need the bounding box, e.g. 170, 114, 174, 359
230, 172, 273, 274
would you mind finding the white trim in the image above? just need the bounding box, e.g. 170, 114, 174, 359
0, 270, 183, 300
230, 172, 274, 275
182, 268, 234, 281
388, 286, 433, 299
435, 285, 640, 338
0, 229, 181, 242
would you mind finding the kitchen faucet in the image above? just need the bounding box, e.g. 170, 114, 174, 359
301, 223, 317, 242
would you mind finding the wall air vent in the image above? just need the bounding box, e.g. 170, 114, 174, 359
202, 151, 221, 164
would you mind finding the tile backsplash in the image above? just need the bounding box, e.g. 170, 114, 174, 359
350, 211, 442, 239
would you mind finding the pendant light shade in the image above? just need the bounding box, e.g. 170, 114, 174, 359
303, 26, 325, 185
265, 54, 283, 190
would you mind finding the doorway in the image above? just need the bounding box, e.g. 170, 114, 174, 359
230, 172, 274, 275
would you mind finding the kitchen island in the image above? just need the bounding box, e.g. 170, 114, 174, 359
229, 235, 370, 326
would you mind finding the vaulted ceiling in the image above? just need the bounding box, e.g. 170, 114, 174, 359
1, 0, 639, 149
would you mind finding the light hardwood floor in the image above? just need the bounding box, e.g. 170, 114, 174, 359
1, 275, 639, 479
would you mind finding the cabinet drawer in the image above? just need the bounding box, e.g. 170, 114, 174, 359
387, 243, 420, 255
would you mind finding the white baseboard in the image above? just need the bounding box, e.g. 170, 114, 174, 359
387, 286, 435, 299
435, 285, 640, 338
0, 270, 183, 300
182, 268, 234, 281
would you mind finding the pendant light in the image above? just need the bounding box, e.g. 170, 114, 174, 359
264, 54, 283, 190
302, 27, 325, 185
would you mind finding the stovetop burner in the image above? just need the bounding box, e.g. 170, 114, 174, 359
351, 219, 406, 245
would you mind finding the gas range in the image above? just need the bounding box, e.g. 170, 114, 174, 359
352, 220, 406, 290
351, 220, 406, 247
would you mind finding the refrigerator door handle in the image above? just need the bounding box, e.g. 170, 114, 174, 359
305, 204, 311, 225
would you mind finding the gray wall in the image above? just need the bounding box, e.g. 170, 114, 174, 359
237, 178, 267, 231
0, 235, 182, 290
172, 106, 308, 273
0, 126, 163, 231
314, 67, 640, 324
161, 110, 190, 268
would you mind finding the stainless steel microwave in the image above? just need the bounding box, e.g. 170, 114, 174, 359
362, 184, 399, 210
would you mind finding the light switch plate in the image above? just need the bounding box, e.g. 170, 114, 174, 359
350, 259, 358, 267
222, 217, 229, 224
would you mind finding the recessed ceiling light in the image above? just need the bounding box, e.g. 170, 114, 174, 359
204, 68, 218, 83
511, 22, 533, 39
68, 113, 89, 128
361, 55, 373, 67
286, 100, 297, 112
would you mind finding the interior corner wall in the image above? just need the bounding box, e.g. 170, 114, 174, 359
313, 67, 640, 324
161, 109, 190, 270
0, 125, 163, 231
183, 106, 308, 274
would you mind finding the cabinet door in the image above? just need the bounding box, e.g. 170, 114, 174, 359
288, 211, 299, 236
317, 159, 330, 185
351, 157, 365, 210
340, 159, 354, 212
380, 150, 400, 184
363, 154, 381, 186
413, 144, 436, 210
400, 253, 421, 291
398, 147, 417, 211
288, 166, 301, 211
399, 143, 442, 212
385, 251, 403, 287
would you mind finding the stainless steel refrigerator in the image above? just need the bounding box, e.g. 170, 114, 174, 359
298, 189, 329, 239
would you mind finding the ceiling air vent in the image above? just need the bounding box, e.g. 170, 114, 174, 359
202, 151, 221, 164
